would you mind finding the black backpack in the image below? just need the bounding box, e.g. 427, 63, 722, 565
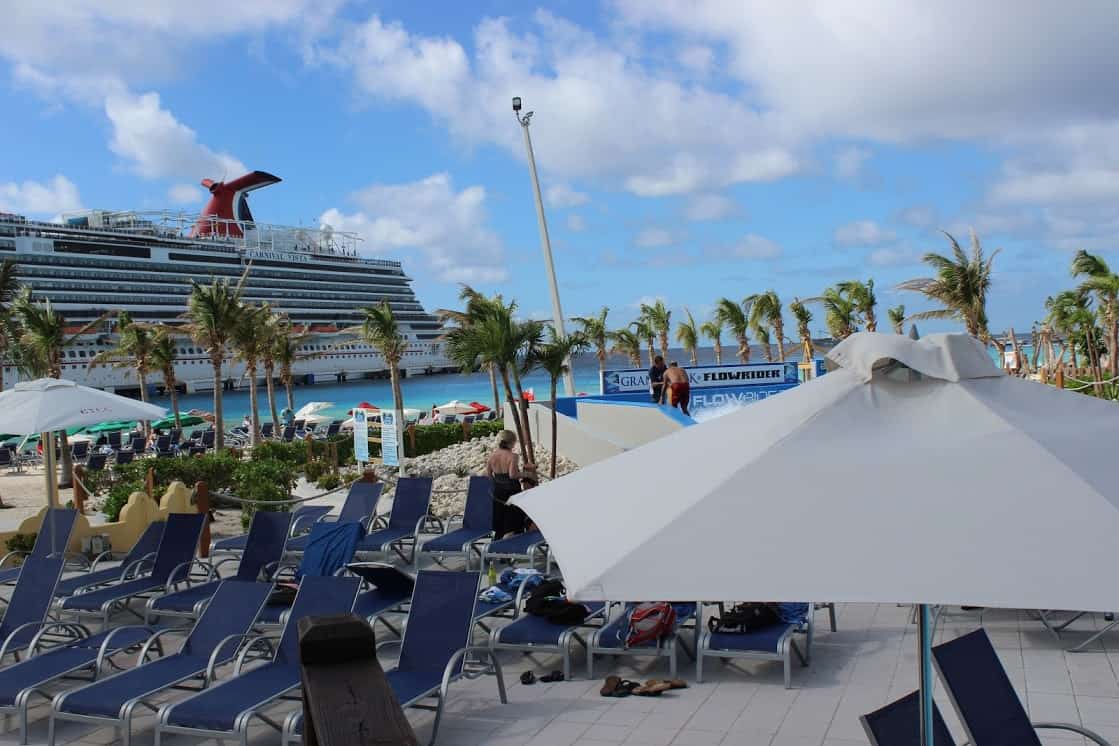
525, 580, 590, 625
707, 603, 780, 634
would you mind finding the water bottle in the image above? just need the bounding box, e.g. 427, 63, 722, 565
487, 562, 497, 587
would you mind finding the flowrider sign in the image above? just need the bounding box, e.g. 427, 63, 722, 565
601, 362, 798, 395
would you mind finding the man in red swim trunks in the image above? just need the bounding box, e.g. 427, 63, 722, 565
663, 361, 691, 416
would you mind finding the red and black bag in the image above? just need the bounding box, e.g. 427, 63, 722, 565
622, 602, 676, 648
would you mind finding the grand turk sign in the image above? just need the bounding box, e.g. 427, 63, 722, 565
602, 362, 798, 394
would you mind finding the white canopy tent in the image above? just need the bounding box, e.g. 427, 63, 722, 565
0, 378, 166, 507
434, 400, 480, 416
514, 332, 1119, 744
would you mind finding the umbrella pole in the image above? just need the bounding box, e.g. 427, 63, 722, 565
42, 431, 58, 509
918, 603, 934, 746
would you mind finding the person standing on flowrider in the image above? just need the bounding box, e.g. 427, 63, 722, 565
664, 361, 691, 416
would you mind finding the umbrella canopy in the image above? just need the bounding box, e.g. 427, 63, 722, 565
295, 401, 333, 418
0, 379, 166, 435
347, 401, 378, 415
435, 400, 479, 416
151, 414, 206, 430
84, 420, 136, 433
469, 401, 491, 413
515, 332, 1119, 612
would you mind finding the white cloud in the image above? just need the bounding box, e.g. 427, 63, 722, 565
635, 227, 675, 248
834, 220, 897, 247
834, 145, 871, 182
105, 91, 246, 181
546, 183, 589, 208
896, 205, 938, 229
326, 11, 798, 196
319, 173, 507, 283
868, 247, 919, 267
728, 234, 782, 259
0, 175, 83, 217
565, 214, 587, 232
168, 183, 204, 206
677, 45, 715, 75
684, 193, 738, 221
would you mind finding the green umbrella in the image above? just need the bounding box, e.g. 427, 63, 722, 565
84, 420, 136, 433
151, 414, 204, 430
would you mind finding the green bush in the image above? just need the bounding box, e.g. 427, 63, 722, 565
234, 459, 298, 530
303, 460, 328, 483
5, 533, 35, 555
315, 472, 342, 491
251, 440, 307, 467
113, 453, 239, 495
405, 419, 504, 457
103, 480, 146, 522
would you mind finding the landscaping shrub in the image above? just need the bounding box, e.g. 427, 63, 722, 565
234, 458, 298, 530
103, 480, 145, 522
5, 533, 35, 555
315, 472, 342, 491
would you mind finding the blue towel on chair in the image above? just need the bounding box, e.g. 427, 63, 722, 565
298, 522, 365, 579
775, 603, 809, 625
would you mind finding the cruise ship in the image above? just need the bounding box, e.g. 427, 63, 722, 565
0, 171, 453, 395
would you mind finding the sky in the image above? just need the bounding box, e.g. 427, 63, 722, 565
2, 1, 1118, 339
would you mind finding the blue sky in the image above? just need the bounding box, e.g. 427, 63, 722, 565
2, 1, 1118, 338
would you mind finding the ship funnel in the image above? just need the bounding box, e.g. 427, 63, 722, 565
191, 170, 281, 238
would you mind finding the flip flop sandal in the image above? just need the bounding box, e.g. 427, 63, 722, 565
600, 675, 622, 697
615, 679, 641, 697
540, 670, 565, 683
665, 679, 688, 690
520, 671, 536, 685
633, 681, 673, 696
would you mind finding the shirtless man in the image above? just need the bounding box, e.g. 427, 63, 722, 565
663, 361, 691, 416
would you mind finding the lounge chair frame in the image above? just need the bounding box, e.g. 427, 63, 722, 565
695, 602, 813, 689
489, 601, 606, 681
587, 602, 697, 679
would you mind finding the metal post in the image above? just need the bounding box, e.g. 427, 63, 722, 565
918, 603, 934, 746
42, 431, 57, 509
515, 100, 576, 396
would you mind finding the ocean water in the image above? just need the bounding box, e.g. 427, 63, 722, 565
151, 345, 787, 424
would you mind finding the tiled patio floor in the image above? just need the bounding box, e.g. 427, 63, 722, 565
10, 601, 1119, 745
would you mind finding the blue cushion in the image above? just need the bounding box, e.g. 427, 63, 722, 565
212, 534, 249, 552
0, 567, 20, 585
353, 588, 410, 619
55, 567, 124, 597
59, 655, 207, 717
486, 530, 544, 556
358, 527, 411, 552
58, 577, 162, 611
422, 527, 488, 553
707, 624, 795, 654
387, 668, 441, 707
475, 597, 513, 620
149, 581, 220, 613
164, 662, 298, 731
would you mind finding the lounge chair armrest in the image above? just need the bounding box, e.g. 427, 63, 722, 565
232, 634, 279, 675
205, 633, 267, 684
30, 622, 92, 655
119, 555, 156, 581
423, 514, 445, 535
260, 560, 282, 582
212, 557, 241, 578
57, 551, 91, 571
271, 562, 299, 581
0, 550, 27, 568
1034, 722, 1112, 745
290, 511, 326, 536
441, 646, 507, 702
97, 624, 157, 674
164, 558, 215, 593
369, 513, 388, 530
375, 639, 403, 654
89, 550, 123, 572
0, 621, 52, 660
137, 628, 182, 664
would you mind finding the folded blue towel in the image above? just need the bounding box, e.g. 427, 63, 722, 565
479, 586, 512, 604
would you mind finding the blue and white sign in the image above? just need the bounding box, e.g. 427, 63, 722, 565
601, 362, 798, 395
381, 410, 400, 467
353, 409, 369, 463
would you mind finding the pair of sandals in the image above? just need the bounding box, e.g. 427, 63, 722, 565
600, 675, 688, 697
520, 670, 564, 685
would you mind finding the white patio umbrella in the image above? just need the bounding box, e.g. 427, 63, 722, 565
514, 332, 1119, 745
434, 400, 478, 416
0, 378, 166, 507
295, 401, 333, 418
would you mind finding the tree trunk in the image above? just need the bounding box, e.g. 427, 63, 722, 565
498, 366, 526, 460
247, 361, 260, 447
389, 361, 405, 460
549, 377, 558, 479
487, 364, 500, 414
264, 361, 279, 430
138, 369, 150, 437
1110, 305, 1118, 376
713, 339, 722, 364
284, 366, 295, 410
212, 361, 225, 451
510, 365, 536, 465
689, 347, 697, 365
737, 335, 750, 363
646, 341, 655, 367
58, 430, 73, 489
597, 350, 606, 375
167, 375, 181, 428
659, 333, 668, 361
761, 340, 772, 362
774, 321, 786, 361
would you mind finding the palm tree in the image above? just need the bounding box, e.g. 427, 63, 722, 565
1071, 250, 1119, 375
91, 311, 156, 432
272, 316, 314, 414
0, 260, 20, 392
897, 231, 999, 343
572, 307, 610, 375
888, 305, 906, 334
630, 318, 656, 366
838, 279, 878, 333
150, 325, 181, 429
12, 289, 106, 488
510, 319, 544, 463
353, 301, 409, 457
747, 290, 785, 361
231, 303, 272, 447
608, 328, 643, 366
533, 329, 588, 478
640, 300, 672, 360
699, 318, 724, 364
789, 298, 814, 360
438, 286, 504, 413
809, 287, 859, 340
1046, 291, 1095, 370
675, 308, 700, 365
754, 325, 772, 361
182, 276, 245, 451
259, 312, 280, 431
714, 298, 751, 363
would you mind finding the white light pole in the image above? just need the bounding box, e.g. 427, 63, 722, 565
513, 96, 576, 396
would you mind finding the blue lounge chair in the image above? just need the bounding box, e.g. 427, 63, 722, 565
210, 505, 330, 556
70, 442, 89, 462
282, 570, 507, 746
933, 628, 1111, 745
153, 576, 361, 746
696, 602, 813, 688
860, 690, 956, 745
114, 449, 134, 467
588, 603, 697, 679
419, 476, 492, 570
357, 477, 434, 564
85, 452, 108, 471
54, 521, 164, 599
0, 509, 81, 589
283, 481, 383, 554
489, 599, 606, 680
258, 521, 366, 626
0, 623, 158, 744
483, 529, 550, 571
48, 580, 272, 746
57, 513, 206, 628
0, 556, 67, 664
107, 431, 123, 451
146, 510, 292, 623
350, 562, 415, 639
